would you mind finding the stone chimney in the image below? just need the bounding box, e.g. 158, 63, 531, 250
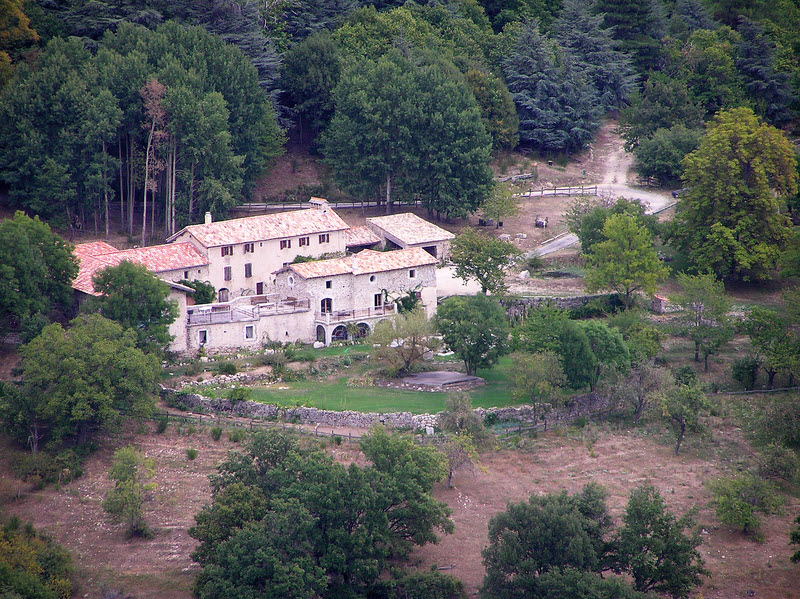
205, 212, 212, 225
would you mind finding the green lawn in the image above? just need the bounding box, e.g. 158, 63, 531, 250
243, 355, 524, 414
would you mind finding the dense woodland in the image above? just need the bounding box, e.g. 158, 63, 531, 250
1, 0, 800, 231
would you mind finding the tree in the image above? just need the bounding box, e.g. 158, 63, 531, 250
659, 380, 710, 455
554, 0, 636, 111
617, 76, 705, 151
579, 320, 630, 392
595, 0, 665, 73
90, 260, 178, 353
509, 351, 565, 415
438, 393, 487, 438
791, 515, 800, 563
480, 484, 617, 599
450, 228, 520, 295
0, 211, 78, 329
743, 306, 797, 388
611, 363, 671, 424
440, 433, 481, 488
566, 197, 659, 255
607, 309, 662, 366
674, 107, 797, 281
178, 279, 215, 305
0, 517, 73, 599
504, 21, 601, 152
513, 305, 570, 354
190, 429, 452, 598
617, 484, 708, 598
480, 183, 519, 228
436, 294, 510, 376
710, 474, 783, 541
371, 309, 439, 377
103, 445, 156, 538
321, 49, 493, 219
584, 213, 669, 310
633, 125, 702, 187
672, 273, 733, 371
557, 321, 598, 390
465, 68, 519, 150
5, 314, 159, 451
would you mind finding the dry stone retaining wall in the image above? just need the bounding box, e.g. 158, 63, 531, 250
161, 388, 616, 431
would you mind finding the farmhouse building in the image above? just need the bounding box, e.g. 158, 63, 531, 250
166, 198, 350, 301
72, 200, 446, 353
366, 212, 455, 261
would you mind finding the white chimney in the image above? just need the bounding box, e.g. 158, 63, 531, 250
205, 212, 212, 225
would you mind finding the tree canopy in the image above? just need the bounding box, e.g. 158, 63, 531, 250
674, 107, 797, 281
190, 428, 454, 599
450, 227, 520, 295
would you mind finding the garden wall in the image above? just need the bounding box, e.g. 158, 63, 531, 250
160, 387, 616, 432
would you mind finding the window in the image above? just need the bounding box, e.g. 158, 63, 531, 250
326, 280, 332, 289
369, 275, 376, 282
409, 269, 416, 279
319, 233, 330, 244
288, 275, 295, 286
244, 263, 252, 278
198, 330, 208, 345
299, 236, 309, 247
245, 325, 254, 340
224, 266, 232, 281
374, 293, 383, 307
256, 282, 264, 295
280, 239, 291, 250
183, 271, 189, 279
244, 242, 254, 253
321, 298, 332, 313
221, 245, 234, 257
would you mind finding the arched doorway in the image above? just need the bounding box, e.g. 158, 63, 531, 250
355, 322, 369, 339
332, 325, 348, 342
316, 325, 326, 344
218, 288, 229, 302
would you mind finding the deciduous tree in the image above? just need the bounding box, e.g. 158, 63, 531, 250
675, 107, 797, 281
436, 294, 510, 376
584, 213, 668, 310
659, 380, 710, 455
617, 484, 708, 598
103, 445, 156, 538
450, 227, 520, 295
371, 309, 439, 377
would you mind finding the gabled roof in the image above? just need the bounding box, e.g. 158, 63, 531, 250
278, 248, 438, 280
72, 242, 208, 295
166, 207, 350, 248
366, 213, 455, 246
344, 225, 381, 248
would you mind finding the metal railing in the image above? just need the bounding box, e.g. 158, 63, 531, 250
187, 298, 311, 325
315, 303, 397, 324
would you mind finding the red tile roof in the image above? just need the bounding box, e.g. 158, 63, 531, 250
366, 213, 455, 246
344, 225, 381, 248
167, 207, 349, 248
283, 248, 438, 280
73, 242, 208, 295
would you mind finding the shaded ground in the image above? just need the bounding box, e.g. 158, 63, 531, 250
2, 417, 798, 599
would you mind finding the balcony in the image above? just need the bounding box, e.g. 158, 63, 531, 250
315, 303, 397, 325
187, 296, 311, 326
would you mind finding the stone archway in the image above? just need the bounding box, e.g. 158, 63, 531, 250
316, 325, 326, 344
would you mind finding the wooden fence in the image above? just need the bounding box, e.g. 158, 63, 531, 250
232, 198, 424, 215
516, 185, 598, 198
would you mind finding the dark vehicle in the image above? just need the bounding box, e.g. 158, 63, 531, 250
672, 188, 690, 198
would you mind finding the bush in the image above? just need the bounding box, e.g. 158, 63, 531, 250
333, 435, 342, 446
710, 474, 783, 541
732, 356, 760, 390
155, 416, 169, 434
103, 446, 154, 538
211, 427, 223, 441
186, 448, 198, 460
11, 447, 90, 489
216, 362, 238, 375
256, 351, 287, 367
756, 443, 799, 482
759, 398, 800, 447
525, 254, 545, 271
228, 387, 251, 404
228, 430, 245, 443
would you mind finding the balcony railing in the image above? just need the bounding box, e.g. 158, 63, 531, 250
315, 303, 397, 324
187, 297, 311, 326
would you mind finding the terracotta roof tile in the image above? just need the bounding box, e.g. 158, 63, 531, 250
168, 207, 349, 247
72, 242, 208, 295
366, 213, 455, 246
285, 248, 438, 279
344, 225, 381, 248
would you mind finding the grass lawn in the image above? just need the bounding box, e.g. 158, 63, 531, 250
244, 355, 525, 414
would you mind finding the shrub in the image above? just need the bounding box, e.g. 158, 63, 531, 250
211, 427, 223, 442
228, 430, 245, 443
103, 446, 155, 538
228, 387, 251, 404
216, 362, 237, 375
756, 443, 799, 482
710, 474, 783, 541
759, 398, 800, 447
11, 447, 89, 489
186, 448, 198, 460
525, 254, 545, 271
257, 351, 287, 367
334, 435, 342, 446
732, 356, 760, 390
156, 416, 169, 434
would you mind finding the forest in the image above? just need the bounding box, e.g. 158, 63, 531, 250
2, 0, 800, 236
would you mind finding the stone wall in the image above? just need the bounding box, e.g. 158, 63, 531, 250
500, 294, 618, 318
161, 387, 616, 432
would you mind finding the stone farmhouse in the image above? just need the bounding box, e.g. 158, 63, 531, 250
366, 212, 455, 261
72, 199, 451, 354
